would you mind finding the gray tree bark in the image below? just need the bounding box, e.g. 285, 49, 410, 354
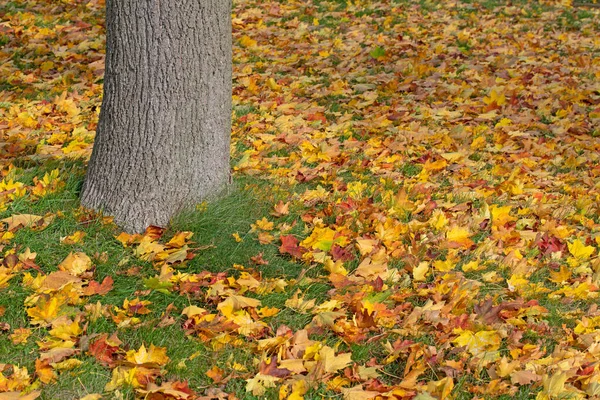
81, 0, 232, 233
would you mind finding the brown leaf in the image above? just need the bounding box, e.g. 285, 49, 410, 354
511, 370, 542, 385
259, 355, 291, 378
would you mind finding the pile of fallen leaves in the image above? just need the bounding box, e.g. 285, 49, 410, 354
1, 0, 600, 398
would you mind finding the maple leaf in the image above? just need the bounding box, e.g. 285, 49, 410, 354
452, 329, 501, 358
0, 392, 41, 400
88, 333, 122, 367
137, 381, 196, 399
143, 276, 174, 294
510, 370, 541, 385
239, 35, 257, 48
206, 366, 225, 383
105, 366, 145, 391
1, 214, 42, 231
60, 231, 86, 245
341, 386, 381, 400
166, 231, 193, 248
125, 344, 169, 367
568, 238, 595, 260
246, 373, 279, 396
445, 226, 474, 249
285, 290, 316, 313
318, 346, 352, 373
10, 328, 31, 345
271, 201, 290, 217
279, 235, 305, 258
78, 395, 102, 400
58, 252, 93, 276
301, 226, 347, 252
83, 276, 114, 296
34, 359, 56, 384
217, 294, 261, 318
48, 318, 82, 340
27, 295, 65, 326
259, 356, 291, 378
490, 205, 515, 228
0, 268, 15, 290
39, 271, 82, 292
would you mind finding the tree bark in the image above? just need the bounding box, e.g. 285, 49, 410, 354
81, 0, 232, 233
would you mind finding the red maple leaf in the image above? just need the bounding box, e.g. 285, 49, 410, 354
279, 235, 304, 258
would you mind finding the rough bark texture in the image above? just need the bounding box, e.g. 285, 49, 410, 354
81, 0, 232, 233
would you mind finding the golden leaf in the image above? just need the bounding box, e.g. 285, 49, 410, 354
125, 344, 169, 367
318, 346, 352, 373
413, 261, 430, 282
60, 231, 86, 245
58, 252, 92, 276
27, 295, 65, 325
217, 295, 261, 318
285, 290, 316, 313
568, 239, 595, 260
446, 226, 474, 248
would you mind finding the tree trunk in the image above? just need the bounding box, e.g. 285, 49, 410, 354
81, 0, 232, 233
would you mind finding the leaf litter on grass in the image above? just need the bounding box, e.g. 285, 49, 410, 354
0, 0, 600, 399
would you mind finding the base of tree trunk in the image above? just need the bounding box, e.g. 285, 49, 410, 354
81, 1, 232, 233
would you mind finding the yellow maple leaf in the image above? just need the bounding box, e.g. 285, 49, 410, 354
60, 231, 86, 245
79, 394, 102, 400
1, 214, 42, 231
495, 356, 519, 378
433, 259, 455, 272
446, 226, 474, 248
355, 238, 378, 255
490, 205, 516, 228
35, 359, 57, 384
10, 328, 32, 345
462, 260, 482, 272
483, 89, 506, 106
239, 35, 257, 48
318, 346, 352, 373
217, 295, 261, 318
341, 386, 382, 400
568, 239, 595, 260
258, 306, 279, 318
166, 231, 193, 248
246, 373, 279, 396
453, 329, 501, 357
52, 359, 83, 371
285, 290, 316, 313
428, 209, 448, 230
301, 226, 346, 252
125, 344, 169, 367
27, 295, 65, 325
17, 112, 38, 128
548, 265, 571, 284
252, 217, 274, 231
0, 268, 15, 290
288, 379, 308, 400
58, 252, 92, 276
426, 377, 454, 400
49, 319, 82, 340
539, 371, 568, 398
413, 262, 429, 281
105, 366, 142, 391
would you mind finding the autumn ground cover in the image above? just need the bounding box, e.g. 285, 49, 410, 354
0, 0, 600, 399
